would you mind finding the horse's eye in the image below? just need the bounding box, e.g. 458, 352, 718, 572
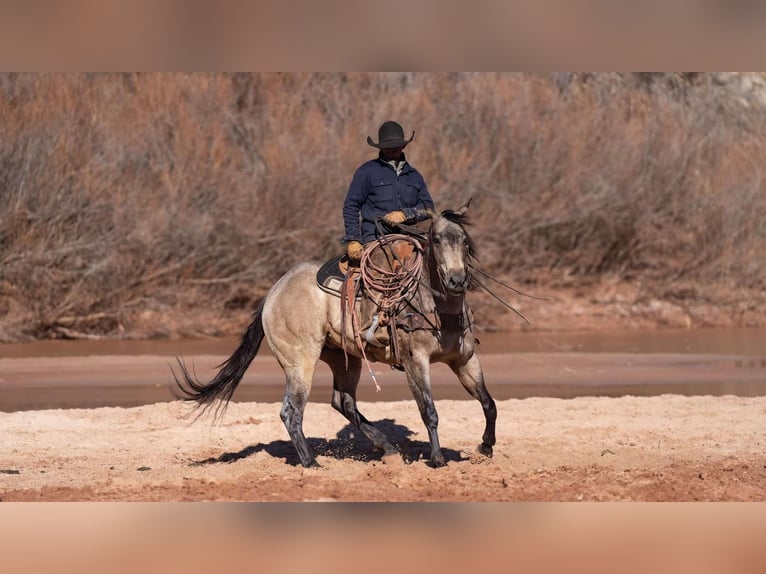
431, 237, 441, 245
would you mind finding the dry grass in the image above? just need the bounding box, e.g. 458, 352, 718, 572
1, 72, 765, 341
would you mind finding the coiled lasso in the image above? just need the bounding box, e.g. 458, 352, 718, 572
359, 233, 424, 311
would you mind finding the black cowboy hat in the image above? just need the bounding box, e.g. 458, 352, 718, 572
367, 120, 415, 149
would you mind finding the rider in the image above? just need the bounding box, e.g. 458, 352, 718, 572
342, 120, 435, 262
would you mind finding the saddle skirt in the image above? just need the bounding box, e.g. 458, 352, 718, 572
316, 254, 358, 297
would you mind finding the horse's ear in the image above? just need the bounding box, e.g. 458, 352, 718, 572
457, 197, 473, 216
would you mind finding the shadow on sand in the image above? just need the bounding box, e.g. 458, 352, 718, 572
189, 418, 467, 468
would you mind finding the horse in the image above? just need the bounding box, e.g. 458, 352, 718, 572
173, 200, 497, 468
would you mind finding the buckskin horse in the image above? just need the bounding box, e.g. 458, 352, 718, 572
173, 200, 497, 468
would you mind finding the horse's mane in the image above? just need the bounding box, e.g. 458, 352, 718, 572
439, 209, 471, 226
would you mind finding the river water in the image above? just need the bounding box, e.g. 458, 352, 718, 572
1, 327, 765, 410
2, 326, 765, 357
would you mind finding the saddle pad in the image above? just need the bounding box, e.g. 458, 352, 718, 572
317, 254, 357, 297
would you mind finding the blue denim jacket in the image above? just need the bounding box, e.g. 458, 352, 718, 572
342, 155, 434, 243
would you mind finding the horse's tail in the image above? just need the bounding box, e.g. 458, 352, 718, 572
172, 299, 266, 419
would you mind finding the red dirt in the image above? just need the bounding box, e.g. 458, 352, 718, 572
2, 389, 764, 501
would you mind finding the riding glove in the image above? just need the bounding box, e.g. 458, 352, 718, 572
383, 211, 407, 225
346, 240, 364, 261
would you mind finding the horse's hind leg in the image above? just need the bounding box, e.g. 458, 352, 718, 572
267, 322, 321, 468
279, 362, 319, 468
320, 347, 398, 458
449, 353, 496, 457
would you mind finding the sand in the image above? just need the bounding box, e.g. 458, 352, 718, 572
2, 371, 764, 500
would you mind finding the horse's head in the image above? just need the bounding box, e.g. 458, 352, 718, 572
428, 199, 477, 296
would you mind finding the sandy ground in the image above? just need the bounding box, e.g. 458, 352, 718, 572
2, 353, 765, 501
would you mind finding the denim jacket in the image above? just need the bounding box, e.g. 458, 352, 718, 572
342, 154, 434, 243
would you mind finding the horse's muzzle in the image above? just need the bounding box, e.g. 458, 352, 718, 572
446, 273, 468, 294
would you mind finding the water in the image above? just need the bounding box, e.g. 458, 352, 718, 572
2, 327, 765, 358
475, 327, 766, 355
1, 327, 765, 411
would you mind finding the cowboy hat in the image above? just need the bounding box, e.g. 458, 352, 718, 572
366, 120, 415, 149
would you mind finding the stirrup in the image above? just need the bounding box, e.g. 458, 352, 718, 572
364, 315, 390, 348
364, 314, 381, 344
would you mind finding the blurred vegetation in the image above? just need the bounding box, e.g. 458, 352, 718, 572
1, 72, 765, 341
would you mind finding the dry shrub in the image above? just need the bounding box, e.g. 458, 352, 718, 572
1, 73, 765, 341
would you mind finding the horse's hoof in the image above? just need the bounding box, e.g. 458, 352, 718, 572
476, 444, 493, 458
429, 455, 447, 468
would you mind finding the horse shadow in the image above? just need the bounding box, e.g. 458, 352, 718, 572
190, 418, 467, 468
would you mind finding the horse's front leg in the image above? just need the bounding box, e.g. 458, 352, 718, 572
404, 353, 445, 467
449, 352, 496, 457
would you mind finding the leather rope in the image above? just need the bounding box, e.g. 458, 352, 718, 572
343, 233, 424, 390
360, 234, 423, 313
